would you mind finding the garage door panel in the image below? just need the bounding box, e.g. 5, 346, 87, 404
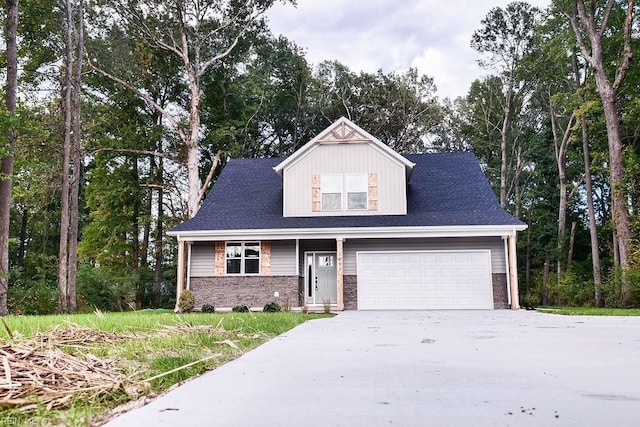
357, 250, 493, 310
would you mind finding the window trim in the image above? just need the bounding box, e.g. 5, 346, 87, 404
225, 241, 261, 275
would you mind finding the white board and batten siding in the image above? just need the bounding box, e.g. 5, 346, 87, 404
283, 142, 407, 217
189, 241, 297, 277
357, 250, 494, 310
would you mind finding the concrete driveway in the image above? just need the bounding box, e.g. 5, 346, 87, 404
105, 311, 640, 426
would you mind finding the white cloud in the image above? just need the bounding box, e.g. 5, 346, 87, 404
266, 0, 551, 100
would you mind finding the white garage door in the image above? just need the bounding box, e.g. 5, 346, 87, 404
357, 250, 494, 310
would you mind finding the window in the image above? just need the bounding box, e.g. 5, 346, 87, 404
321, 175, 342, 211
226, 242, 260, 275
346, 174, 368, 210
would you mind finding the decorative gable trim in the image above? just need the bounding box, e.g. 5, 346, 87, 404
273, 117, 415, 176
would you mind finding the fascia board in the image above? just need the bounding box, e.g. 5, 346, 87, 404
168, 224, 527, 241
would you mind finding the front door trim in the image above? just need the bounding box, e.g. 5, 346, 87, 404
304, 251, 338, 305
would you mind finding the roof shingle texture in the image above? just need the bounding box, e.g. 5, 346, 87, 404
171, 152, 524, 232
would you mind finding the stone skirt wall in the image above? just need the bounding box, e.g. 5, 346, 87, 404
190, 273, 510, 310
190, 276, 299, 310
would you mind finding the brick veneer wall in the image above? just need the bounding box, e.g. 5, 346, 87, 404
492, 273, 509, 309
344, 275, 358, 310
190, 276, 299, 309
191, 273, 509, 310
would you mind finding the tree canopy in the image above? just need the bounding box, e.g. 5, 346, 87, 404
1, 0, 639, 313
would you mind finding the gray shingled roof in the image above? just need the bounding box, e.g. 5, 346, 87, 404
171, 152, 524, 232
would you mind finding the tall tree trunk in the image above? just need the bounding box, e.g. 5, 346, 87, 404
58, 0, 74, 313
17, 209, 27, 267
582, 123, 603, 306
542, 258, 551, 306
572, 50, 603, 307
132, 156, 140, 270
567, 0, 634, 305
141, 179, 152, 269
567, 221, 577, 270
153, 157, 164, 307
525, 217, 531, 291
66, 0, 84, 313
0, 0, 19, 316
500, 86, 513, 208
550, 102, 575, 286
601, 90, 631, 301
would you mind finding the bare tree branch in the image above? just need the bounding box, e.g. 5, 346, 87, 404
85, 56, 188, 143
195, 150, 222, 206
88, 147, 179, 162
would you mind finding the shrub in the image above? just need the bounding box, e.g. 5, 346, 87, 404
201, 304, 215, 313
232, 304, 249, 312
263, 301, 281, 312
77, 264, 136, 312
178, 289, 195, 312
7, 269, 58, 315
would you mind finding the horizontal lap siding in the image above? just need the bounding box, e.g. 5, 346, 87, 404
191, 243, 215, 277
190, 241, 296, 277
344, 237, 506, 275
270, 240, 297, 275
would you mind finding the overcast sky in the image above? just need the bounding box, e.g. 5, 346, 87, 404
266, 0, 551, 101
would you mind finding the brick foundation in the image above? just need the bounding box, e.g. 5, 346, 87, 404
492, 273, 509, 309
190, 276, 300, 310
190, 273, 509, 310
344, 275, 358, 310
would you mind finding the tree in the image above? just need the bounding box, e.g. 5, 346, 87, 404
563, 0, 636, 303
0, 0, 19, 315
88, 0, 289, 218
57, 0, 83, 313
313, 62, 442, 153
471, 1, 540, 208
201, 34, 316, 159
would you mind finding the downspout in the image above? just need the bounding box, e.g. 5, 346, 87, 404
503, 236, 511, 307
186, 242, 192, 291
175, 236, 185, 312
507, 231, 520, 310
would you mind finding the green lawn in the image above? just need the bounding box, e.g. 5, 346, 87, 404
536, 307, 640, 316
0, 310, 331, 426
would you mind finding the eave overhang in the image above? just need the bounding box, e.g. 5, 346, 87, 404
167, 224, 528, 242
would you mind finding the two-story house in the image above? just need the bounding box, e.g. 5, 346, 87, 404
168, 117, 527, 311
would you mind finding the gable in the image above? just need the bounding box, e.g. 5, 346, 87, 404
275, 117, 415, 217
274, 117, 415, 176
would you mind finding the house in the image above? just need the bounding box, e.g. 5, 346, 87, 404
167, 117, 527, 311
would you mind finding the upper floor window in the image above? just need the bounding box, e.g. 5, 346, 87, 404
321, 175, 342, 211
320, 174, 368, 211
226, 242, 260, 275
346, 175, 367, 210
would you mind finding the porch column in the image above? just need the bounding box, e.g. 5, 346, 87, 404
507, 234, 520, 310
175, 239, 187, 310
336, 238, 344, 310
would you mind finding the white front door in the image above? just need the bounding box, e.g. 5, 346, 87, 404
305, 252, 337, 305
